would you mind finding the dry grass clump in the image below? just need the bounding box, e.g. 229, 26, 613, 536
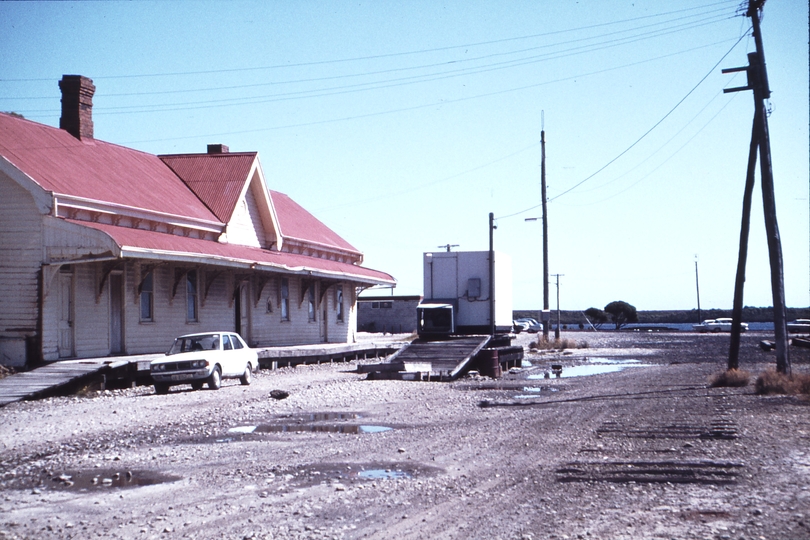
530, 338, 589, 351
0, 364, 14, 380
754, 370, 810, 396
709, 369, 751, 388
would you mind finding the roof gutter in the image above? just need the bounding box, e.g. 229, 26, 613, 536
118, 246, 395, 286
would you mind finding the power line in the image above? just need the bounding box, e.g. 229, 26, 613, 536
0, 0, 740, 84
497, 30, 749, 220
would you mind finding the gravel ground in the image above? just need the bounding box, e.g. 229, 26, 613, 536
0, 330, 809, 540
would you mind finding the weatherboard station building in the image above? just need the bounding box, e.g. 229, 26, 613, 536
0, 75, 395, 368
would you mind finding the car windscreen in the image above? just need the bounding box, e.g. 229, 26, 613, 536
168, 334, 220, 355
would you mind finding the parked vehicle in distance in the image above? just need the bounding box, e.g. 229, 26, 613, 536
693, 318, 748, 333
787, 319, 810, 334
513, 320, 531, 333
515, 317, 543, 333
150, 332, 258, 394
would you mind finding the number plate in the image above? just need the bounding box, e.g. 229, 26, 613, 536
170, 373, 194, 381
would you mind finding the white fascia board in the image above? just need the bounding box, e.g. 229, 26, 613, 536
0, 155, 53, 214
55, 193, 224, 233
253, 155, 283, 251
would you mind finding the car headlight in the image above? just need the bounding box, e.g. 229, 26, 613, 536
190, 360, 209, 369
151, 364, 166, 372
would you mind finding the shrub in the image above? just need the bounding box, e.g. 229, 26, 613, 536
530, 338, 588, 351
709, 369, 750, 388
754, 370, 810, 395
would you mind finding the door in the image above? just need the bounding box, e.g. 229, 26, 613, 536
234, 281, 250, 343
322, 305, 328, 343
58, 271, 74, 358
109, 273, 124, 355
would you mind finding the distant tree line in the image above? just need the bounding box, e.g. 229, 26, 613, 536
513, 306, 810, 328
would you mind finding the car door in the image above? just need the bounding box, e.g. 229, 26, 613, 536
219, 334, 238, 377
233, 333, 257, 371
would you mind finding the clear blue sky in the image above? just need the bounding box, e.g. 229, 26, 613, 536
2, 0, 807, 311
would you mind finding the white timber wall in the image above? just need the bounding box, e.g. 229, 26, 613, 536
0, 175, 42, 366
226, 187, 266, 248
33, 257, 363, 362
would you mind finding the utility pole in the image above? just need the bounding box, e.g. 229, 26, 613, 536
695, 255, 702, 323
489, 212, 495, 337
552, 273, 564, 340
526, 115, 551, 340
723, 0, 790, 374
540, 117, 550, 342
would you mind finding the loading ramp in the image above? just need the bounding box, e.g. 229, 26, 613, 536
358, 335, 495, 381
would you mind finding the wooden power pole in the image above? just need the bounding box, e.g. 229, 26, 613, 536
540, 125, 550, 342
724, 0, 790, 374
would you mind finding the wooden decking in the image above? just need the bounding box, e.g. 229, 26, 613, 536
0, 340, 407, 408
0, 358, 135, 407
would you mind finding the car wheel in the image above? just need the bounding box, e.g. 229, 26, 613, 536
208, 367, 222, 390
154, 383, 170, 395
191, 381, 204, 391
712, 327, 721, 333
240, 364, 252, 386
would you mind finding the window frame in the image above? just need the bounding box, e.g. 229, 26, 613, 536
336, 285, 344, 322
139, 271, 154, 322
307, 284, 316, 322
186, 270, 199, 323
280, 278, 290, 321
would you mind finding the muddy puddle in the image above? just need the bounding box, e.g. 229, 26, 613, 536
213, 411, 395, 441
228, 424, 393, 435
529, 358, 654, 379
3, 469, 181, 492
277, 462, 441, 487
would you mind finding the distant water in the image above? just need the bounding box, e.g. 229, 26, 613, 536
619, 322, 775, 332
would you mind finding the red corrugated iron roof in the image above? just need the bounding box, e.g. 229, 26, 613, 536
0, 113, 218, 223
159, 152, 257, 223
270, 190, 359, 254
70, 219, 395, 285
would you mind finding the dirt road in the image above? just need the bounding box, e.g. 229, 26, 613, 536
1, 331, 808, 539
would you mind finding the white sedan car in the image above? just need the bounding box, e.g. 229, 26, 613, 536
693, 318, 748, 333
151, 332, 258, 394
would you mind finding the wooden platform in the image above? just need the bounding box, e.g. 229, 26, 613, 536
257, 341, 405, 369
0, 358, 135, 407
0, 341, 407, 408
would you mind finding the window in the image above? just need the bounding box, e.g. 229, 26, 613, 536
371, 302, 380, 309
280, 278, 289, 321
140, 271, 154, 321
222, 334, 233, 350
308, 285, 316, 322
336, 285, 344, 322
186, 270, 198, 322
381, 301, 393, 309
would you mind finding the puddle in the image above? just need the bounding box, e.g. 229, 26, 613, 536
5, 469, 181, 492
357, 469, 411, 480
228, 424, 392, 435
282, 462, 439, 487
514, 386, 560, 399
528, 358, 653, 379
293, 412, 361, 422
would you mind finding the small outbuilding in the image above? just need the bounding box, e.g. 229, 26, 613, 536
0, 75, 395, 368
357, 295, 422, 334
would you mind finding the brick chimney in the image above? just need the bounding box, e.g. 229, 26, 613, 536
207, 144, 229, 154
59, 75, 96, 140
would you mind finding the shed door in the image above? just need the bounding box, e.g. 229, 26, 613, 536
109, 273, 124, 355
58, 271, 74, 358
